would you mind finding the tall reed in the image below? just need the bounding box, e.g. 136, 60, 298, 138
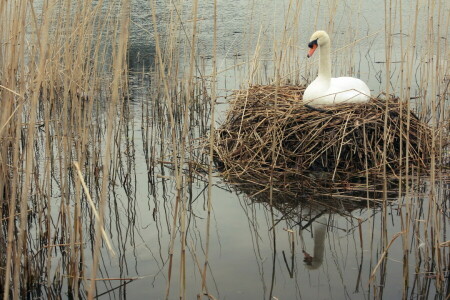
0, 0, 129, 297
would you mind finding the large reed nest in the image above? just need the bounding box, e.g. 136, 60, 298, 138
214, 85, 432, 193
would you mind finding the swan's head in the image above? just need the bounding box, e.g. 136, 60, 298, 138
307, 30, 330, 58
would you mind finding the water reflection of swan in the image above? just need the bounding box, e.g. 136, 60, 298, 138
303, 30, 371, 106
230, 179, 388, 273
302, 216, 327, 270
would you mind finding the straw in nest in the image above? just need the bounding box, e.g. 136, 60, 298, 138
214, 85, 432, 193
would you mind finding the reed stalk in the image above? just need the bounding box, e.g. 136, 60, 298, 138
87, 1, 129, 298
201, 0, 217, 296
149, 1, 185, 299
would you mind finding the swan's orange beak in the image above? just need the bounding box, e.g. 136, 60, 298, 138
307, 44, 317, 58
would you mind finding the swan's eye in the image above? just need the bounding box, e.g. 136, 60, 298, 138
308, 39, 318, 49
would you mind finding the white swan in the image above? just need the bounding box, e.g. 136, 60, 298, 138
303, 31, 371, 106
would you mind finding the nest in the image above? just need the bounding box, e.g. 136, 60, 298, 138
214, 85, 432, 194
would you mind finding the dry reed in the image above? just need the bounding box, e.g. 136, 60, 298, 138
0, 0, 129, 298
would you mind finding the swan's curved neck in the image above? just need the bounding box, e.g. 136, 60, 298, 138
318, 43, 331, 80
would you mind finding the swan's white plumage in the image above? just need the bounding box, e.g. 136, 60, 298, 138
303, 31, 371, 106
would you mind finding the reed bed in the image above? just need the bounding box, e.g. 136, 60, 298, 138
0, 0, 130, 298
214, 85, 433, 194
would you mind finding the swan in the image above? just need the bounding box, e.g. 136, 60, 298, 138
303, 31, 371, 106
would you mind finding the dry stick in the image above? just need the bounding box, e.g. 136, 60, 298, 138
86, 277, 138, 281
177, 1, 199, 298
441, 11, 450, 298
57, 1, 75, 290
0, 210, 32, 222
419, 6, 435, 292
73, 161, 116, 256
43, 9, 58, 287
429, 0, 442, 290
149, 1, 182, 299
87, 0, 129, 298
332, 114, 350, 181
201, 0, 217, 296
396, 2, 410, 295
0, 2, 21, 295
0, 87, 23, 135
382, 0, 392, 254
268, 42, 284, 300
369, 231, 405, 283
72, 12, 110, 274
63, 0, 102, 289
2, 84, 24, 300
11, 0, 52, 298
362, 119, 375, 277
1, 27, 24, 294
436, 0, 448, 290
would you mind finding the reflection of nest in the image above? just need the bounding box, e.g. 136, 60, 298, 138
230, 178, 397, 221
214, 85, 432, 194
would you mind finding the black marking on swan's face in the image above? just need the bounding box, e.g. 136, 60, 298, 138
308, 39, 318, 49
